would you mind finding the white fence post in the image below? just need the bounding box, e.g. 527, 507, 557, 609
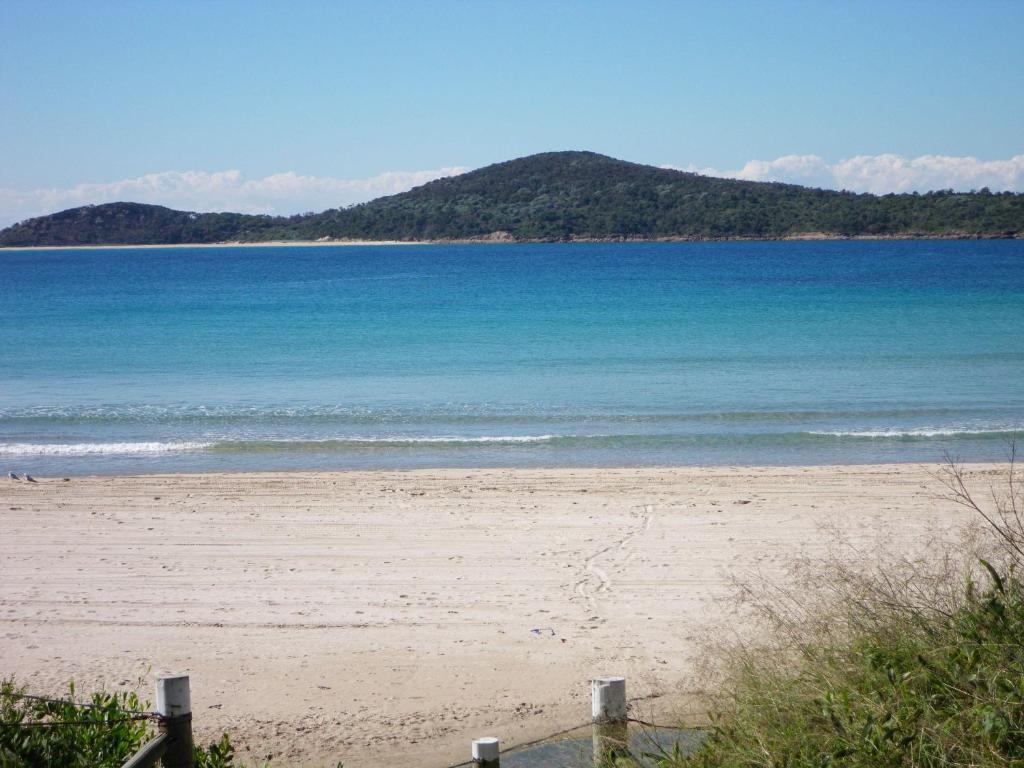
472, 736, 500, 767
591, 676, 626, 722
156, 674, 194, 768
591, 676, 628, 766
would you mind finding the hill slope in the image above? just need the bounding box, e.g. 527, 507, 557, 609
305, 151, 1024, 240
2, 151, 1022, 246
0, 202, 281, 246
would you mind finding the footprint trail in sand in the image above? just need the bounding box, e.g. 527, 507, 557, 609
574, 505, 654, 615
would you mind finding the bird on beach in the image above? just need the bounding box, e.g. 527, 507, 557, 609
25, 474, 37, 483
7, 472, 19, 481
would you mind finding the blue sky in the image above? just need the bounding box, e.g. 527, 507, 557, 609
1, 0, 1022, 223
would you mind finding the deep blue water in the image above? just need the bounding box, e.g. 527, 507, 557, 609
1, 240, 1022, 475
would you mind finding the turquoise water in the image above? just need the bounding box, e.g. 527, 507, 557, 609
1, 241, 1022, 475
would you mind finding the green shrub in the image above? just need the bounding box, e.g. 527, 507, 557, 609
0, 680, 238, 768
672, 567, 1024, 767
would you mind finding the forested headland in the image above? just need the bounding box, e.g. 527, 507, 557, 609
2, 151, 1022, 246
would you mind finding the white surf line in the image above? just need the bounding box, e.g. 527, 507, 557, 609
573, 504, 654, 615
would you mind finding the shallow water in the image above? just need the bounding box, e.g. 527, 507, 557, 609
1, 240, 1022, 475
449, 723, 706, 768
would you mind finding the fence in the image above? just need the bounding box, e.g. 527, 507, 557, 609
3, 672, 685, 768
0, 673, 193, 768
456, 675, 678, 768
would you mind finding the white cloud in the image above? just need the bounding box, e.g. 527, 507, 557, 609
666, 153, 1024, 194
0, 166, 469, 228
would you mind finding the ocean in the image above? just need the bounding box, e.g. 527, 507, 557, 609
1, 240, 1022, 475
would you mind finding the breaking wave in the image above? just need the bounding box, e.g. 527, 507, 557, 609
0, 441, 213, 456
809, 427, 1021, 439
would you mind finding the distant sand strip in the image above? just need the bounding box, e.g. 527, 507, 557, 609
2, 231, 1018, 251
0, 464, 989, 766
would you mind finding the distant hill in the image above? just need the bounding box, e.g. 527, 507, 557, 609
0, 202, 280, 246
2, 151, 1022, 246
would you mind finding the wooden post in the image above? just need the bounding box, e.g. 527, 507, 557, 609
156, 674, 194, 768
592, 721, 628, 767
120, 733, 169, 768
591, 676, 628, 767
591, 676, 626, 722
472, 736, 500, 767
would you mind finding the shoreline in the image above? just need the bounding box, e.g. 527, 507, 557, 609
9, 456, 1008, 480
1, 462, 996, 767
1, 231, 1021, 251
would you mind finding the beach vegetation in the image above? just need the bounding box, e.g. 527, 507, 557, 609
0, 680, 239, 768
641, 459, 1024, 768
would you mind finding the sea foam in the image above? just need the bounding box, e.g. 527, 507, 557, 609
0, 441, 213, 456
809, 427, 1022, 439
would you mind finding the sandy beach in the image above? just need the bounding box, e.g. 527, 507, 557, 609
1, 233, 1017, 252
0, 464, 991, 766
0, 240, 423, 251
